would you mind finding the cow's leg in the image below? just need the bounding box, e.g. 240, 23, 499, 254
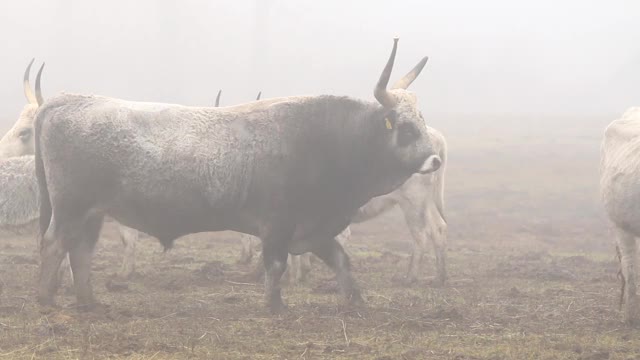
287, 254, 311, 284
300, 253, 312, 280
312, 238, 363, 305
68, 214, 104, 309
615, 227, 639, 325
399, 200, 428, 285
288, 255, 301, 283
248, 254, 266, 282
336, 226, 351, 247
56, 253, 73, 293
262, 226, 293, 314
37, 213, 75, 306
238, 234, 256, 264
117, 224, 138, 280
428, 208, 447, 287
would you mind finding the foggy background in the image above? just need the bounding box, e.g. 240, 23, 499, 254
0, 0, 638, 250
1, 0, 638, 127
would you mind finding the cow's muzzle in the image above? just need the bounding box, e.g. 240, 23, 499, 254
418, 154, 441, 174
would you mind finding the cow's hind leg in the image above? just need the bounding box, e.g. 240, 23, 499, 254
312, 238, 363, 305
400, 201, 428, 285
68, 214, 104, 309
287, 254, 312, 284
615, 227, 639, 325
288, 255, 300, 284
238, 234, 257, 264
117, 224, 138, 280
262, 226, 293, 314
430, 214, 447, 287
37, 213, 69, 306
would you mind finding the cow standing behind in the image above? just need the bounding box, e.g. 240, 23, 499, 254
35, 38, 442, 313
242, 126, 447, 286
600, 107, 640, 325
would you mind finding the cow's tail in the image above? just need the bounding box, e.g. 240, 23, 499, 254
431, 129, 447, 224
34, 106, 52, 241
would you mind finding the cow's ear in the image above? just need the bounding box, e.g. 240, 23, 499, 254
384, 110, 397, 130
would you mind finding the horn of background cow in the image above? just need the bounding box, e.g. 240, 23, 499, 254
374, 37, 399, 108
23, 58, 37, 104
256, 91, 262, 101
392, 56, 429, 90
215, 89, 222, 107
35, 62, 45, 106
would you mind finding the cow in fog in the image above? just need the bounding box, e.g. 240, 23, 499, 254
0, 60, 45, 233
0, 59, 139, 282
243, 127, 447, 286
35, 38, 441, 313
600, 107, 640, 325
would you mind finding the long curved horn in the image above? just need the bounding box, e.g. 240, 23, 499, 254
35, 62, 45, 106
392, 56, 429, 90
215, 89, 222, 107
23, 58, 37, 104
256, 91, 262, 101
374, 37, 399, 108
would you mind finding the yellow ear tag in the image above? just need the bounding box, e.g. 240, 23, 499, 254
385, 118, 393, 130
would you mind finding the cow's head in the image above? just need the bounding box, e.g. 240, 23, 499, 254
0, 59, 45, 159
374, 38, 441, 175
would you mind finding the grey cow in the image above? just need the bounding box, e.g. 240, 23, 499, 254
600, 107, 640, 325
35, 38, 441, 313
0, 60, 139, 281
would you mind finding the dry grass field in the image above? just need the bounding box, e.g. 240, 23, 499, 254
1, 114, 637, 359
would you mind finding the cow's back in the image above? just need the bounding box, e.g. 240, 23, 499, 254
37, 94, 256, 239
601, 107, 640, 234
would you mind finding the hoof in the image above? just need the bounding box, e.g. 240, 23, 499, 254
401, 276, 418, 286
37, 295, 56, 307
347, 291, 365, 306
115, 271, 135, 281
624, 315, 640, 328
74, 300, 104, 312
268, 301, 288, 315
236, 256, 253, 265
425, 275, 446, 288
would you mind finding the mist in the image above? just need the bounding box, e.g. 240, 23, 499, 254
1, 0, 638, 129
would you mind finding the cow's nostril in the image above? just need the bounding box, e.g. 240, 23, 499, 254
431, 156, 441, 171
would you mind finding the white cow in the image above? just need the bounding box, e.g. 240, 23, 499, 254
242, 126, 447, 286
600, 107, 640, 325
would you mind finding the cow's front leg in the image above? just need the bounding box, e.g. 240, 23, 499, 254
312, 238, 363, 305
262, 226, 293, 314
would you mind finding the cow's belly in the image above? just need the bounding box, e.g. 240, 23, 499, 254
105, 193, 231, 241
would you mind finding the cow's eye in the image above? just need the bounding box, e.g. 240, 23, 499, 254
18, 128, 32, 142
397, 123, 419, 147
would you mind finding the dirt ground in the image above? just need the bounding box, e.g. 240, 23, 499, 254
1, 115, 638, 359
